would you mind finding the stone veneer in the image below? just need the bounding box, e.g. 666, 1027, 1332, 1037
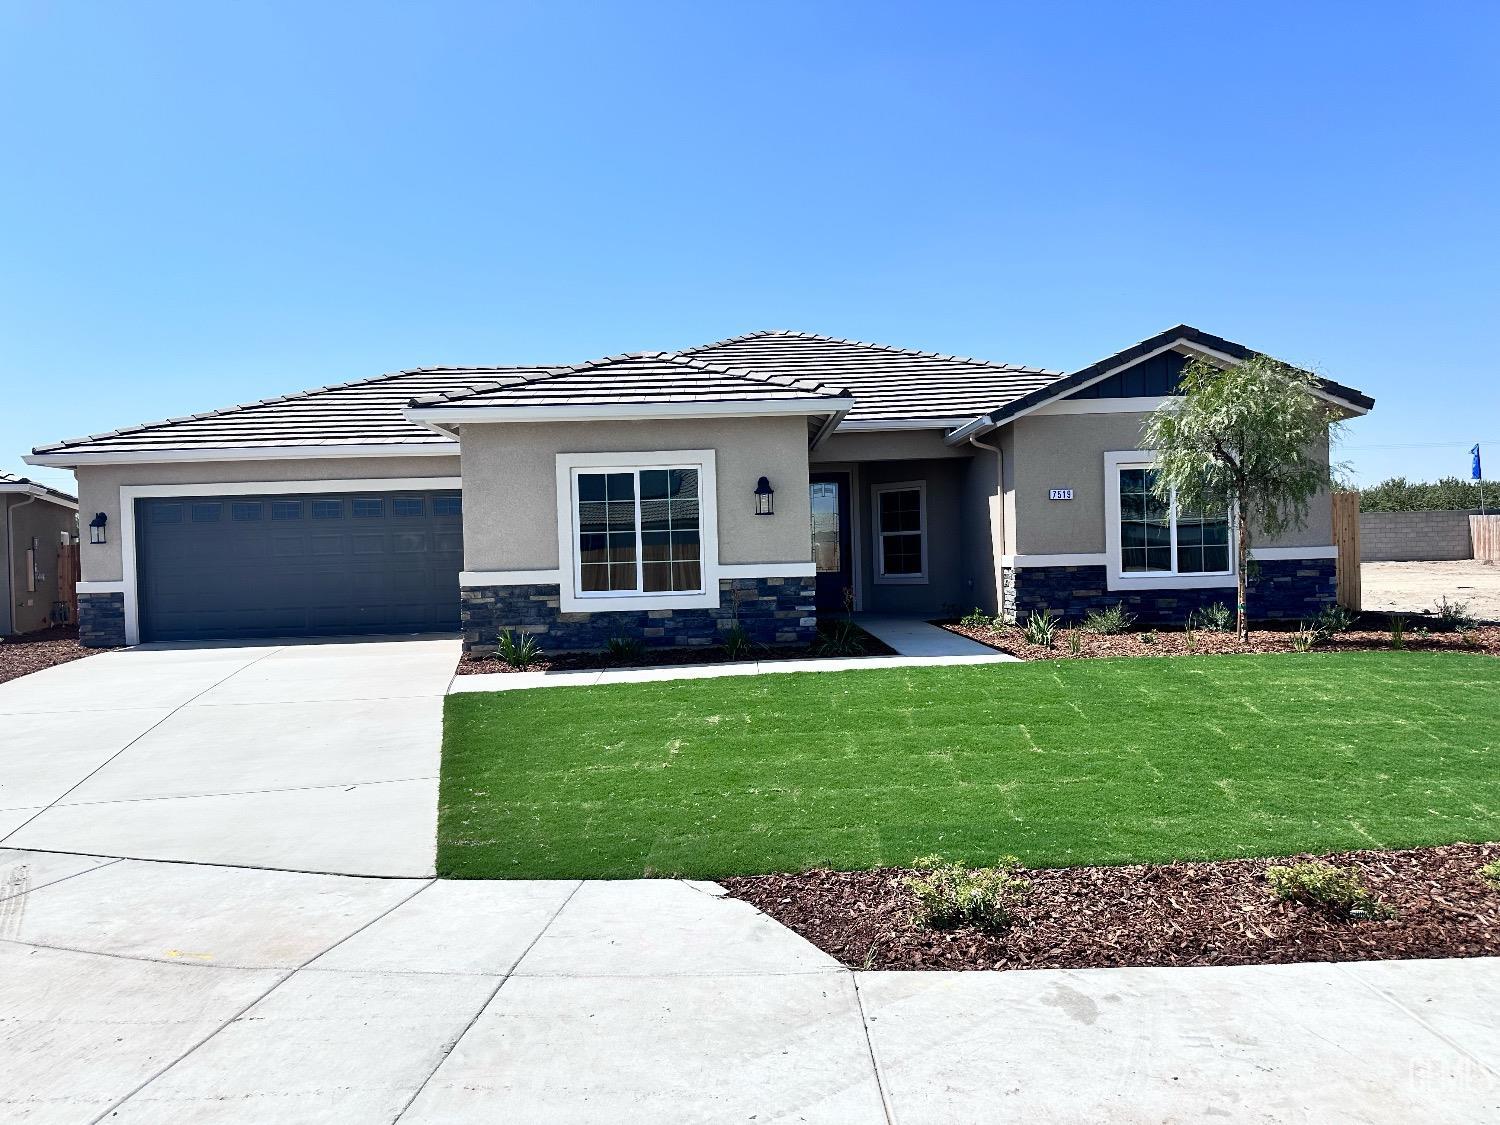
1001, 557, 1337, 625
78, 590, 127, 648
460, 575, 818, 658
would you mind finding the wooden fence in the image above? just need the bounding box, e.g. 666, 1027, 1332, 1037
56, 541, 80, 625
1472, 515, 1500, 563
1332, 491, 1361, 612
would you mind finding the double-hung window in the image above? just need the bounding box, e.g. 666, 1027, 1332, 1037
1105, 452, 1232, 590
873, 481, 927, 583
558, 451, 719, 611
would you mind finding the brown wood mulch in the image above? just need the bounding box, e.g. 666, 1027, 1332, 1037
941, 620, 1500, 661
722, 842, 1500, 972
0, 626, 110, 686
455, 625, 897, 675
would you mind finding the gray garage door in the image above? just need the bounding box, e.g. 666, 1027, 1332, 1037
135, 489, 464, 641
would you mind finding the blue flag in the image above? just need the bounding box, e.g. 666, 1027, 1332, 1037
1474, 444, 1483, 481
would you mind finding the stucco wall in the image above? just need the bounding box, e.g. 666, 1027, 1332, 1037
458, 416, 812, 572
858, 457, 968, 616
4, 495, 77, 634
1359, 510, 1476, 561
1007, 412, 1334, 555
73, 455, 461, 583
958, 447, 1002, 614
813, 428, 969, 463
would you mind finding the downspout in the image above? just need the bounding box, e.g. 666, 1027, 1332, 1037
968, 434, 1003, 617
5, 493, 39, 636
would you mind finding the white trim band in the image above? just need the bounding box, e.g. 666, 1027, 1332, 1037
1001, 546, 1338, 569
75, 580, 126, 593
459, 562, 815, 588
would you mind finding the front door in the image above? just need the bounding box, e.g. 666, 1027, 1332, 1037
809, 473, 852, 612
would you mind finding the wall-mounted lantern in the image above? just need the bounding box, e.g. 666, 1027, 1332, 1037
754, 477, 775, 516
88, 512, 108, 545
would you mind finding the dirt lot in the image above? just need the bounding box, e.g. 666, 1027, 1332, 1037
1362, 560, 1500, 622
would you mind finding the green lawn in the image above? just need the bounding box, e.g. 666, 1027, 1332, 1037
437, 652, 1500, 879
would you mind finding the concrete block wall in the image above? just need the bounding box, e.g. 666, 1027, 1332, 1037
1358, 510, 1476, 562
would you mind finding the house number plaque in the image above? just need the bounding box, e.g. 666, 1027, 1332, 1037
1048, 488, 1074, 501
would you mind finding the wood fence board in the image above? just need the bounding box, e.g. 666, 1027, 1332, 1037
1332, 491, 1361, 612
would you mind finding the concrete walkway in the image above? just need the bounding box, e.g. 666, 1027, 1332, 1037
0, 636, 456, 877
2, 847, 1495, 1123
855, 614, 1010, 657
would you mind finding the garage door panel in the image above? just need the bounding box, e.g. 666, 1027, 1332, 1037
136, 489, 463, 642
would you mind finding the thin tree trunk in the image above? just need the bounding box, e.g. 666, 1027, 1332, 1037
1236, 497, 1250, 640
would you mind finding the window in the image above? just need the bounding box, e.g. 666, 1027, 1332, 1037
190, 502, 221, 523
352, 498, 384, 519
873, 482, 927, 583
393, 497, 424, 517
311, 499, 343, 520
556, 450, 719, 612
575, 467, 701, 595
1105, 451, 1234, 591
231, 502, 262, 522
271, 501, 301, 521
433, 495, 462, 516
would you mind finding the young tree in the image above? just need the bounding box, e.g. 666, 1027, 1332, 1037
1142, 355, 1346, 639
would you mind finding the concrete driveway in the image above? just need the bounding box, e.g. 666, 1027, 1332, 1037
0, 637, 456, 877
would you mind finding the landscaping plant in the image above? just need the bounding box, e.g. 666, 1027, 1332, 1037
960, 607, 992, 630
1480, 861, 1500, 890
1082, 604, 1136, 635
904, 855, 1031, 931
1144, 355, 1346, 639
1265, 861, 1391, 919
607, 635, 645, 664
1066, 630, 1083, 656
1188, 602, 1234, 632
1022, 609, 1059, 648
1434, 596, 1476, 632
495, 630, 543, 671
722, 622, 760, 661
1390, 616, 1407, 650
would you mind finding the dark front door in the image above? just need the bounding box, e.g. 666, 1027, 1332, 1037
809, 473, 852, 612
135, 489, 464, 641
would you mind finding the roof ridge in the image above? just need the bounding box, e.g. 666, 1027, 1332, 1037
408, 350, 851, 409
678, 329, 1062, 375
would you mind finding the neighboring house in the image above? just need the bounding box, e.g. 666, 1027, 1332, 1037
1, 471, 79, 636
26, 325, 1373, 653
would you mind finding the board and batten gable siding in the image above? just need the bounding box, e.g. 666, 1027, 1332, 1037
457, 415, 813, 573
73, 454, 462, 584
1006, 411, 1334, 556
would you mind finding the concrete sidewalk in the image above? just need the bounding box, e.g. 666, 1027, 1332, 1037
2, 848, 1496, 1124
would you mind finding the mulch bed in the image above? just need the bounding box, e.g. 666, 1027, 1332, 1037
455, 625, 897, 675
942, 619, 1500, 660
0, 626, 110, 686
722, 842, 1500, 971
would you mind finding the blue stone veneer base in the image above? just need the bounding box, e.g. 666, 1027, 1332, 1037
1002, 558, 1337, 625
78, 591, 127, 647
460, 576, 818, 657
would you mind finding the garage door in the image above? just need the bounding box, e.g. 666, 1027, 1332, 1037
135, 489, 464, 641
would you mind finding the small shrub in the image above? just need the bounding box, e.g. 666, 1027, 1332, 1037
1188, 602, 1233, 632
813, 617, 867, 657
1139, 630, 1157, 645
1265, 861, 1391, 919
1389, 615, 1407, 650
1313, 604, 1354, 638
959, 607, 992, 631
1066, 630, 1082, 656
607, 635, 645, 664
1184, 628, 1197, 652
1479, 860, 1500, 890
1022, 609, 1059, 648
904, 855, 1031, 931
723, 623, 761, 661
1434, 595, 1476, 632
1291, 622, 1322, 652
495, 630, 543, 671
1460, 629, 1479, 648
1082, 604, 1136, 635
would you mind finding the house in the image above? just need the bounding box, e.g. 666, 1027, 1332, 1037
26, 325, 1373, 654
1, 471, 79, 636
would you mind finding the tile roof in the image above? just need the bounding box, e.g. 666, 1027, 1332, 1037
0, 469, 77, 505
30, 367, 558, 455
407, 351, 851, 411
680, 330, 1062, 422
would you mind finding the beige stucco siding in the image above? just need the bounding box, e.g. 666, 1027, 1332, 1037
1008, 412, 1333, 555
813, 428, 969, 463
459, 416, 812, 572
74, 455, 461, 583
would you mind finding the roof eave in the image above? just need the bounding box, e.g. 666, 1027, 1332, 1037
0, 481, 79, 508
25, 442, 461, 468
402, 398, 857, 426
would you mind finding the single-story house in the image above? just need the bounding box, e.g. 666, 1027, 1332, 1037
1, 470, 79, 636
26, 325, 1373, 654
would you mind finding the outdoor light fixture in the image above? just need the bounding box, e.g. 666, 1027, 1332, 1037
88, 512, 107, 545
754, 476, 775, 516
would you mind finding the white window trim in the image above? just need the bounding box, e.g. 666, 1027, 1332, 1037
554, 450, 720, 612
871, 479, 928, 585
115, 476, 462, 646
1103, 451, 1236, 592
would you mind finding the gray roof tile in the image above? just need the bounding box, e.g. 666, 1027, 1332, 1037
0, 469, 77, 504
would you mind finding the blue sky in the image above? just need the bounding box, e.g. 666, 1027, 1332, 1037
3, 1, 1496, 493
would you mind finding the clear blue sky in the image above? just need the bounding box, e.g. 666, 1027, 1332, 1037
4, 1, 1497, 494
